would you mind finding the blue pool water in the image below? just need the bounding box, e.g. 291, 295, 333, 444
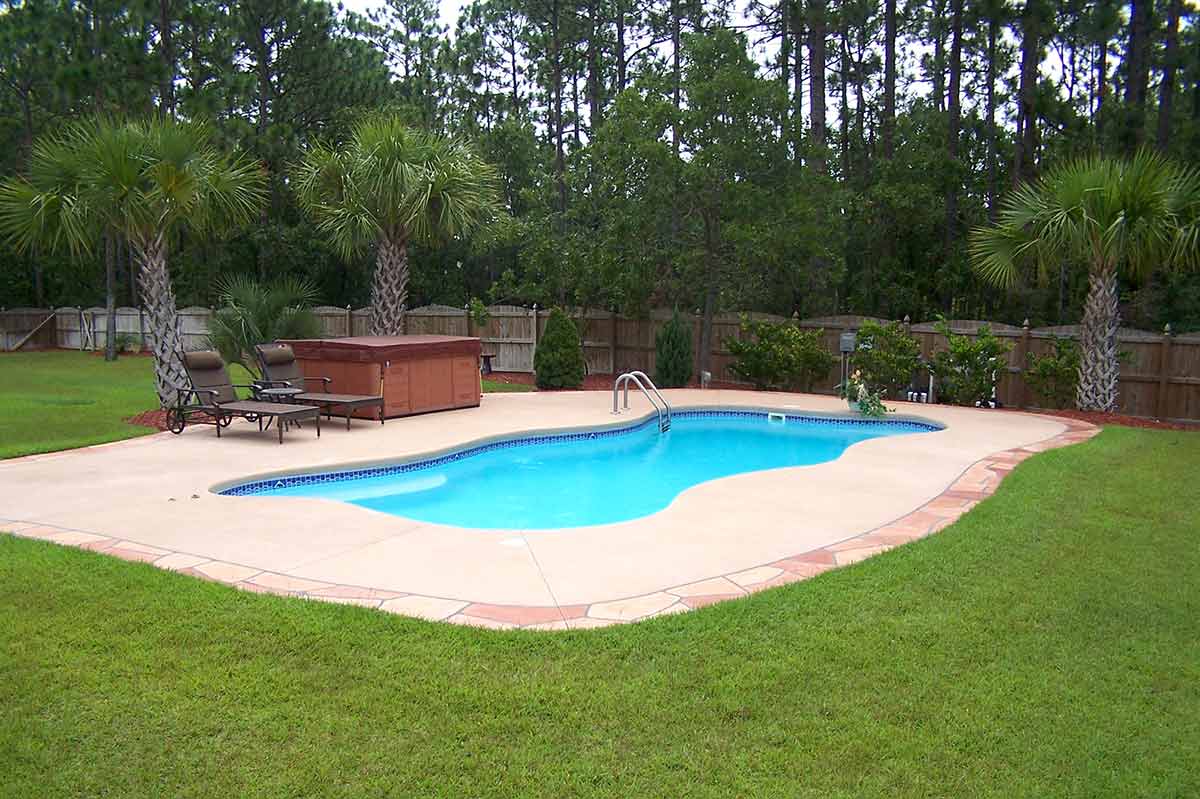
222, 411, 936, 529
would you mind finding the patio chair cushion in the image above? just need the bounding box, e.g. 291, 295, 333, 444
259, 344, 296, 366
182, 350, 238, 404
184, 350, 224, 371
256, 343, 305, 386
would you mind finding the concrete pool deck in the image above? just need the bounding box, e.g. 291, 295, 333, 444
0, 390, 1097, 629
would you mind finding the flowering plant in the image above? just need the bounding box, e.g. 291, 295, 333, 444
839, 370, 889, 418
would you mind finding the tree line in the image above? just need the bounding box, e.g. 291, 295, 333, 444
2, 0, 1199, 334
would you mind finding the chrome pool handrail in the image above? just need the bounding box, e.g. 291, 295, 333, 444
612, 371, 672, 432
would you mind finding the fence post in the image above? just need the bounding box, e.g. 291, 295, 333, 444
902, 315, 916, 391
1157, 324, 1173, 420
464, 303, 473, 338
344, 305, 352, 338
1015, 319, 1031, 409
637, 317, 645, 372
530, 304, 539, 370
609, 310, 617, 374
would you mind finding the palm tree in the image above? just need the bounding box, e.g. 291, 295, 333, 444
206, 275, 322, 377
0, 118, 266, 405
969, 151, 1200, 412
292, 116, 501, 336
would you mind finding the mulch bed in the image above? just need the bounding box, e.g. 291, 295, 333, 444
92, 350, 154, 357
1021, 408, 1197, 431
125, 409, 170, 431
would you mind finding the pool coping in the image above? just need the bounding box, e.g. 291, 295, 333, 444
2, 412, 1098, 631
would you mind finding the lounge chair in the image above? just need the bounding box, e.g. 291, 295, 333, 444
254, 343, 385, 430
169, 350, 321, 444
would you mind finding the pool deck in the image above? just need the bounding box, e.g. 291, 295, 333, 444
0, 390, 1097, 629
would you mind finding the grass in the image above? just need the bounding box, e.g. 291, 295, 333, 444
0, 351, 530, 458
482, 378, 534, 392
1, 426, 1197, 797
0, 351, 168, 458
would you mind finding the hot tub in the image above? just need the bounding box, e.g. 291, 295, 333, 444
283, 336, 481, 419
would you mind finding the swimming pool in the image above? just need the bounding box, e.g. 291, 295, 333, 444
220, 410, 938, 529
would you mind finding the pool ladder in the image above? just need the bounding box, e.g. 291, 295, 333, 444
612, 371, 672, 432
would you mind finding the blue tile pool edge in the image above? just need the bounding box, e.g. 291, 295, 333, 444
214, 408, 943, 498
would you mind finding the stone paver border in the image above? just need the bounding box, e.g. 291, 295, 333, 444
1, 415, 1098, 631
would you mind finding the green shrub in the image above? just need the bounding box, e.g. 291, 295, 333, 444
726, 318, 835, 391
112, 332, 140, 355
850, 320, 921, 397
534, 308, 585, 389
1025, 337, 1081, 409
930, 321, 1013, 406
840, 371, 890, 418
468, 297, 490, 328
654, 311, 693, 388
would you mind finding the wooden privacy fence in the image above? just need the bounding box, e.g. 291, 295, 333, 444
0, 306, 218, 352
3, 305, 1198, 423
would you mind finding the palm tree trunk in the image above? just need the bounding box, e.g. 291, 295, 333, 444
1076, 263, 1120, 412
134, 234, 187, 406
369, 236, 409, 336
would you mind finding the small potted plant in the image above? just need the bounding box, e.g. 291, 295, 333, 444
839, 370, 889, 418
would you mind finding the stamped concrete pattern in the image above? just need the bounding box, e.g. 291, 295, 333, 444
0, 390, 1097, 630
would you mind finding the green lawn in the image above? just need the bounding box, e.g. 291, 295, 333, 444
481, 377, 535, 392
0, 351, 530, 458
1, 426, 1196, 797
0, 351, 167, 458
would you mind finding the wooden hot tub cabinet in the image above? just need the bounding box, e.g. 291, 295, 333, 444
284, 336, 481, 419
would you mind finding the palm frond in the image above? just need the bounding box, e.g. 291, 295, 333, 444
208, 275, 320, 375
1166, 163, 1200, 270
968, 222, 1027, 289
971, 150, 1200, 289
1, 116, 265, 258
292, 116, 503, 258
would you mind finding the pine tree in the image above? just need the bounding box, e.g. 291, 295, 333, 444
654, 311, 693, 388
534, 308, 585, 389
